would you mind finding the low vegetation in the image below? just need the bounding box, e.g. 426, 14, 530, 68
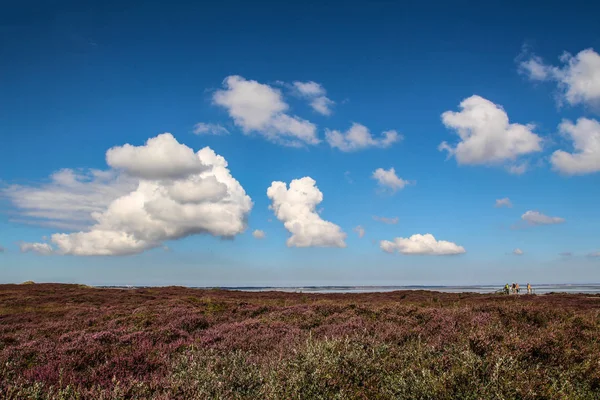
1, 284, 599, 399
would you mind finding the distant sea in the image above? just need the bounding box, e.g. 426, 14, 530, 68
98, 284, 600, 294
221, 284, 600, 294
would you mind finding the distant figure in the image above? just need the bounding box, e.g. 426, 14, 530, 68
516, 283, 520, 294
527, 283, 532, 294
504, 283, 509, 294
512, 282, 516, 294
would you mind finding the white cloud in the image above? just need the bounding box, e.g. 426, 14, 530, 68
2, 169, 136, 230
293, 81, 335, 116
267, 177, 346, 248
519, 55, 552, 81
10, 134, 253, 256
213, 76, 319, 147
506, 163, 528, 175
588, 251, 600, 257
20, 242, 54, 255
551, 118, 600, 175
495, 198, 513, 208
353, 225, 365, 238
252, 229, 266, 239
439, 95, 542, 167
380, 234, 466, 255
513, 248, 524, 255
520, 48, 600, 108
326, 123, 401, 152
372, 216, 399, 224
106, 133, 207, 179
522, 211, 565, 225
372, 168, 410, 192
193, 123, 230, 135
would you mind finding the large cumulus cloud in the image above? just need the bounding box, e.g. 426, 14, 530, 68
12, 133, 253, 256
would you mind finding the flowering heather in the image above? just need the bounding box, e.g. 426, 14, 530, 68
1, 284, 599, 399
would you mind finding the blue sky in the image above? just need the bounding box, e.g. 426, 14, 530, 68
1, 0, 599, 286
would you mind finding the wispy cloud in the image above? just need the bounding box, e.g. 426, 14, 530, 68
353, 225, 365, 238
372, 216, 399, 225
495, 198, 513, 208
193, 122, 230, 135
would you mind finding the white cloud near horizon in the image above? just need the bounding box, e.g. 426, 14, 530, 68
380, 234, 466, 255
267, 177, 346, 248
9, 133, 253, 256
522, 210, 565, 225
550, 118, 600, 175
193, 122, 230, 135
252, 229, 266, 239
372, 168, 410, 192
353, 225, 365, 238
326, 123, 401, 152
213, 76, 319, 147
495, 198, 513, 208
439, 95, 542, 169
519, 48, 600, 109
588, 251, 600, 257
513, 248, 524, 255
20, 242, 54, 255
293, 81, 335, 116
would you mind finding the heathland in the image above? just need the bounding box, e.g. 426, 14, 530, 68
1, 284, 599, 399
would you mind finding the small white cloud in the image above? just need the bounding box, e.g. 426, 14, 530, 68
293, 81, 335, 116
522, 210, 565, 225
519, 48, 600, 109
326, 123, 401, 152
495, 198, 513, 208
353, 225, 365, 238
252, 229, 266, 239
380, 233, 466, 255
519, 55, 552, 81
372, 216, 399, 225
588, 251, 600, 257
551, 118, 600, 175
213, 76, 319, 147
439, 95, 542, 168
20, 242, 54, 255
193, 123, 230, 135
372, 168, 410, 192
513, 248, 524, 255
293, 81, 326, 97
267, 177, 346, 248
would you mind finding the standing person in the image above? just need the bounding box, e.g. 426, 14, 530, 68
527, 283, 531, 294
516, 283, 520, 294
504, 283, 510, 294
511, 283, 516, 294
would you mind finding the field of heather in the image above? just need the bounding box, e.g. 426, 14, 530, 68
1, 284, 599, 399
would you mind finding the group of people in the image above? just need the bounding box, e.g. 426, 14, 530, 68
503, 282, 533, 295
